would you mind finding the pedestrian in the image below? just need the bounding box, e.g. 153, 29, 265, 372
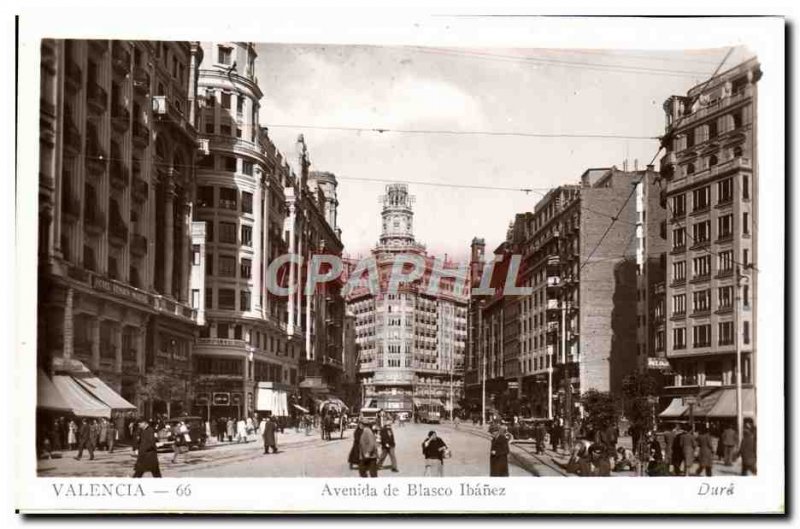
106, 418, 117, 453
592, 445, 611, 477
74, 418, 94, 460
534, 422, 546, 455
132, 417, 161, 478
98, 418, 108, 451
246, 416, 255, 442
171, 421, 188, 464
224, 418, 232, 442
259, 416, 267, 438
739, 420, 757, 476
720, 423, 737, 466
236, 418, 247, 443
490, 424, 510, 476
262, 416, 278, 454
680, 428, 696, 476
422, 430, 448, 477
51, 419, 62, 452
662, 424, 676, 474
615, 445, 637, 472
348, 422, 363, 470
550, 421, 561, 452
67, 419, 77, 451
695, 425, 714, 476
358, 421, 379, 478
378, 422, 399, 472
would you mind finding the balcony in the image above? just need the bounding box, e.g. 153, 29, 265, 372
108, 218, 128, 247
65, 58, 82, 90
109, 161, 129, 190
112, 43, 131, 74
84, 135, 107, 176
63, 117, 82, 155
131, 233, 147, 257
132, 175, 149, 203
111, 103, 130, 132
132, 121, 150, 148
83, 205, 105, 235
87, 81, 108, 114
133, 67, 150, 95
152, 95, 195, 141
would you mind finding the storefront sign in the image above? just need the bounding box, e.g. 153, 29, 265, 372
92, 275, 151, 305
647, 357, 672, 370
212, 392, 230, 406
232, 393, 242, 406
195, 393, 210, 405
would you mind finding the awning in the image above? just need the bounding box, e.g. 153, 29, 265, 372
51, 375, 111, 418
706, 388, 756, 418
37, 370, 72, 412
256, 387, 289, 415
319, 397, 348, 412
72, 375, 136, 412
659, 398, 688, 418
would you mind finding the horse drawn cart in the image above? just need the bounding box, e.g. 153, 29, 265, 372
319, 398, 349, 440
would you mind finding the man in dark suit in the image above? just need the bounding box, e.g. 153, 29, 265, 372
663, 425, 677, 474
695, 425, 714, 476
739, 420, 757, 476
262, 416, 278, 454
680, 429, 697, 476
720, 424, 737, 466
74, 418, 95, 460
133, 418, 161, 478
490, 425, 510, 476
378, 422, 398, 472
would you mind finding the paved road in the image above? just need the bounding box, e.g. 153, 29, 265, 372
38, 423, 535, 478
184, 423, 533, 477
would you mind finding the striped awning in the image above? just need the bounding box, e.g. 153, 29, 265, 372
37, 370, 72, 412
72, 375, 136, 412
51, 374, 111, 418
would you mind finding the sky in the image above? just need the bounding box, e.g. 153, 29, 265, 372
254, 44, 751, 261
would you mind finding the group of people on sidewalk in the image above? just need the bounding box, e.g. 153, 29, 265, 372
38, 416, 122, 460
348, 418, 405, 477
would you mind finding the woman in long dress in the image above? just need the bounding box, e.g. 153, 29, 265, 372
67, 420, 77, 450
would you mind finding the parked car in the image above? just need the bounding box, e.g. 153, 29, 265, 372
155, 416, 208, 451
358, 407, 381, 426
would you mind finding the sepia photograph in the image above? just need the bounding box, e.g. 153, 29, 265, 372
12, 7, 785, 514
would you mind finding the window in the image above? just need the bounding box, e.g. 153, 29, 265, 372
718, 286, 733, 309
192, 244, 201, 266
672, 261, 686, 282
221, 92, 231, 109
241, 225, 252, 247
692, 186, 710, 211
240, 258, 252, 279
672, 294, 686, 315
218, 289, 235, 310
242, 191, 253, 213
672, 227, 686, 251
708, 120, 718, 139
220, 123, 231, 136
733, 145, 743, 158
709, 154, 718, 167
219, 187, 237, 209
219, 222, 237, 243
743, 321, 750, 345
671, 194, 686, 216
693, 255, 711, 278
732, 110, 743, 129
240, 290, 250, 312
743, 212, 750, 235
205, 287, 213, 309
205, 122, 215, 134
198, 186, 214, 208
687, 163, 695, 175
743, 249, 749, 266
692, 290, 711, 313
236, 127, 242, 138
686, 129, 695, 148
673, 327, 686, 349
718, 178, 733, 203
223, 157, 237, 172
692, 220, 711, 244
218, 46, 232, 65
743, 285, 750, 308
191, 289, 200, 309
692, 324, 711, 347
717, 215, 733, 240
742, 174, 749, 199
219, 255, 236, 277
205, 252, 213, 275
718, 250, 734, 274
718, 321, 734, 345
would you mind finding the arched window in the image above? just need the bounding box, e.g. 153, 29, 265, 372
733, 146, 743, 158
687, 163, 695, 175
709, 154, 718, 167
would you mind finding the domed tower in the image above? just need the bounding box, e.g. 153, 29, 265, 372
308, 170, 339, 233
378, 183, 417, 250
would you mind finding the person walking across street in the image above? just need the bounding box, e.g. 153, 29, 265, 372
534, 422, 546, 455
378, 422, 399, 472
133, 417, 161, 478
262, 416, 278, 454
106, 418, 117, 453
422, 430, 448, 477
171, 421, 188, 464
74, 418, 95, 461
98, 418, 108, 451
348, 422, 363, 470
490, 425, 510, 476
663, 425, 676, 474
695, 425, 714, 476
358, 421, 379, 478
226, 418, 234, 442
720, 424, 737, 467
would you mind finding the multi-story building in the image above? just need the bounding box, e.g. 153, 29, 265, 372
347, 184, 468, 415
37, 39, 203, 416
467, 167, 660, 420
283, 138, 346, 405
192, 42, 298, 420
659, 58, 760, 423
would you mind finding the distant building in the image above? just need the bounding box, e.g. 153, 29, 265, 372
659, 58, 760, 421
347, 184, 468, 415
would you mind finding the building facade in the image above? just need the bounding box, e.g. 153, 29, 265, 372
659, 59, 760, 421
38, 39, 203, 415
192, 42, 300, 420
348, 184, 468, 415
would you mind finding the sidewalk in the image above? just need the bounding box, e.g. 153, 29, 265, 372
38, 427, 334, 477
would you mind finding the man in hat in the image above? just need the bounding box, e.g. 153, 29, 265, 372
422, 430, 448, 477
358, 419, 379, 477
378, 421, 399, 472
490, 424, 510, 476
133, 417, 162, 478
262, 416, 278, 454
